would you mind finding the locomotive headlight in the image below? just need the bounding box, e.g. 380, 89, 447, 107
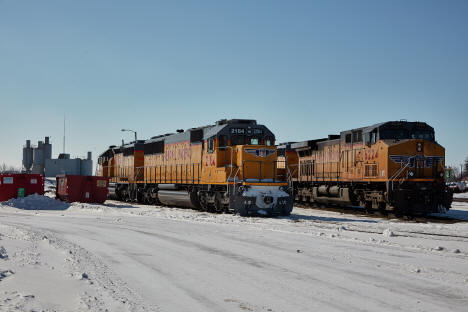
408, 171, 414, 177
417, 143, 422, 152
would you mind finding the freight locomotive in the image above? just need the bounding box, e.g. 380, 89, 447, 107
97, 119, 293, 216
279, 121, 452, 215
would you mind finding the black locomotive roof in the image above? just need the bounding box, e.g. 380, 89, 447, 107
100, 119, 274, 157
203, 124, 226, 140
277, 142, 298, 150
343, 121, 434, 136
144, 119, 274, 145
289, 121, 434, 152
98, 148, 114, 158
291, 138, 329, 151
204, 121, 274, 140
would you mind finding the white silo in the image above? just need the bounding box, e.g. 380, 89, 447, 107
32, 140, 44, 175
22, 140, 33, 173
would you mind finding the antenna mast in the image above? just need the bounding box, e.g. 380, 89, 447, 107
63, 115, 66, 154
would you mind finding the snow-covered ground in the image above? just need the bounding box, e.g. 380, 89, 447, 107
1, 196, 467, 311
454, 192, 468, 199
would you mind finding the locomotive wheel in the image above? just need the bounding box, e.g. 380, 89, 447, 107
214, 199, 223, 213
115, 189, 123, 201
207, 203, 217, 213
189, 190, 201, 210
143, 189, 153, 205
136, 190, 145, 204
235, 206, 248, 217
120, 186, 131, 202
214, 192, 226, 213
199, 196, 209, 212
145, 195, 154, 205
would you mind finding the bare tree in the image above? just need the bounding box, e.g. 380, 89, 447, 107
446, 166, 460, 182
464, 157, 468, 179
0, 163, 20, 174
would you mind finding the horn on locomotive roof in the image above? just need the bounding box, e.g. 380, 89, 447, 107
176, 129, 184, 133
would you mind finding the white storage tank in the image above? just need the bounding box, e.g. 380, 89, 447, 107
22, 140, 33, 172
32, 140, 44, 174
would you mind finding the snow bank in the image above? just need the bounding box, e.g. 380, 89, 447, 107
1, 194, 69, 210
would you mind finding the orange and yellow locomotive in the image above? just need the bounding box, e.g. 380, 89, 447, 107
98, 119, 293, 216
282, 121, 452, 215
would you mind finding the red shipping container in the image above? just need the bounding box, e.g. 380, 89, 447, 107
0, 174, 44, 202
56, 175, 109, 204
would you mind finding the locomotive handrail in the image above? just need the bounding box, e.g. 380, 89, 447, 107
227, 167, 241, 196
132, 163, 201, 185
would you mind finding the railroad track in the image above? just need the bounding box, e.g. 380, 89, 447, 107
294, 202, 468, 224
453, 197, 468, 202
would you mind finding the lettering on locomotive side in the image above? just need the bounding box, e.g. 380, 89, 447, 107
364, 149, 379, 160
205, 154, 215, 166
164, 142, 190, 162
231, 128, 245, 134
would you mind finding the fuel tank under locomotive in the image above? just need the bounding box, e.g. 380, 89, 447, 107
156, 184, 293, 216
156, 184, 196, 208
298, 185, 354, 206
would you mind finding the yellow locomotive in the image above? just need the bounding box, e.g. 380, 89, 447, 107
98, 119, 293, 216
282, 121, 452, 215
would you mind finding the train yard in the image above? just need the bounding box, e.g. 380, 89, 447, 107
0, 119, 464, 311
0, 194, 467, 311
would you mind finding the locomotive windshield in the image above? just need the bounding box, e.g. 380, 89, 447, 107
379, 128, 434, 141
410, 130, 434, 141
380, 129, 409, 140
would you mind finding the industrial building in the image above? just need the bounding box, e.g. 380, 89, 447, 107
22, 137, 92, 177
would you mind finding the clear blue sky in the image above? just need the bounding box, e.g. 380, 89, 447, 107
1, 0, 467, 170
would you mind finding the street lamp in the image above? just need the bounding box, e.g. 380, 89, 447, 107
121, 129, 137, 142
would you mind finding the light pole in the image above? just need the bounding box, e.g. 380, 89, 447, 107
121, 129, 137, 142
